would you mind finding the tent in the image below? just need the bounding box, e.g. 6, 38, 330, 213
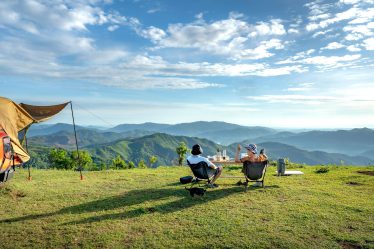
0, 97, 79, 182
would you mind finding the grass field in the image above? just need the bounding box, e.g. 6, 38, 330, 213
0, 165, 373, 249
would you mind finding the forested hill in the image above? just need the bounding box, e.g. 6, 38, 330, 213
27, 132, 374, 169
85, 133, 220, 166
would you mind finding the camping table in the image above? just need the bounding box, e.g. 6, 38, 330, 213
211, 160, 244, 179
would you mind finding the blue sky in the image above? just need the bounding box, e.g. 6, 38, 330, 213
0, 0, 373, 128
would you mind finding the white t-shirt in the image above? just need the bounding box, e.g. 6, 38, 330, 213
187, 155, 215, 168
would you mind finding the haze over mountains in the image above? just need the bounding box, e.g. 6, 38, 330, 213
27, 121, 374, 166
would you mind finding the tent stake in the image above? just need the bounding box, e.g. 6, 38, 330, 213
25, 135, 32, 180
70, 101, 83, 180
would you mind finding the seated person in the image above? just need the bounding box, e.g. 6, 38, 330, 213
235, 143, 266, 187
235, 143, 262, 163
187, 144, 223, 188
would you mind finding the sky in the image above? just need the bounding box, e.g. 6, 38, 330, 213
0, 0, 373, 129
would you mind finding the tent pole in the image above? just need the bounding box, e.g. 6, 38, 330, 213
70, 101, 83, 180
25, 135, 32, 181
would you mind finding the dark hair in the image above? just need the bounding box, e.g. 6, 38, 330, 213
191, 144, 203, 155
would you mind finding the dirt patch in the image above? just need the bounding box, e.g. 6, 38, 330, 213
0, 186, 26, 199
346, 181, 363, 186
357, 170, 374, 176
338, 241, 362, 249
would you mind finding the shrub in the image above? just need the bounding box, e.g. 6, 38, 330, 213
315, 167, 330, 174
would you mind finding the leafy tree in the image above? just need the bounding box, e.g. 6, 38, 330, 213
128, 161, 135, 169
98, 162, 107, 171
89, 163, 100, 171
48, 148, 72, 170
149, 155, 158, 168
71, 150, 93, 170
24, 149, 49, 169
176, 142, 188, 166
138, 159, 147, 169
111, 155, 127, 169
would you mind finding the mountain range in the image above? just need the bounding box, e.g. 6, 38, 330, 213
26, 121, 374, 166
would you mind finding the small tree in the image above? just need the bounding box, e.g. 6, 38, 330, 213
49, 148, 72, 170
176, 142, 188, 166
149, 155, 158, 168
111, 155, 127, 169
71, 150, 93, 170
128, 161, 135, 169
138, 159, 147, 169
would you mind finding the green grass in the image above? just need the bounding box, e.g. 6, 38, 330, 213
1, 166, 373, 249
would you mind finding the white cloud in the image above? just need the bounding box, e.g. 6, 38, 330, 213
349, 17, 372, 24
147, 8, 161, 14
288, 28, 299, 34
339, 0, 361, 4
276, 53, 362, 71
286, 82, 314, 92
246, 92, 374, 106
322, 42, 345, 50
306, 5, 374, 33
346, 45, 361, 51
239, 39, 284, 60
339, 0, 374, 4
343, 24, 373, 36
362, 38, 374, 50
345, 33, 364, 41
253, 66, 306, 76
312, 29, 333, 38
250, 19, 286, 36
308, 13, 331, 21
108, 25, 119, 31
137, 14, 287, 59
139, 26, 167, 42
301, 54, 361, 66
246, 94, 338, 105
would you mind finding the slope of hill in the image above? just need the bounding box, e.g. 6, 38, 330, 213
27, 123, 93, 137
360, 149, 374, 160
28, 129, 155, 149
160, 121, 277, 142
161, 121, 243, 136
28, 131, 374, 166
198, 126, 276, 145
109, 122, 171, 133
257, 142, 373, 166
86, 133, 222, 166
254, 128, 374, 156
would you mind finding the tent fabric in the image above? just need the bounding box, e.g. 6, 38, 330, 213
20, 102, 69, 122
0, 97, 68, 163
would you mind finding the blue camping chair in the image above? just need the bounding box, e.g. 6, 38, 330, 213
242, 160, 268, 191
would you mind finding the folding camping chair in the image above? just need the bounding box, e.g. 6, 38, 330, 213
242, 160, 268, 191
187, 160, 215, 188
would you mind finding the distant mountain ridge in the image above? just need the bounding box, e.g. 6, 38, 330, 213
109, 122, 171, 133
29, 121, 277, 145
86, 133, 373, 166
255, 127, 374, 156
28, 131, 374, 166
27, 122, 374, 165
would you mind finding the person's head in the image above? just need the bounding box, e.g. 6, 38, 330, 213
245, 144, 258, 156
191, 144, 203, 155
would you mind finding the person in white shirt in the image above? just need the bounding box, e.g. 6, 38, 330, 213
187, 144, 223, 188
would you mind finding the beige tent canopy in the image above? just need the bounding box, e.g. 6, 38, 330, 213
0, 97, 69, 163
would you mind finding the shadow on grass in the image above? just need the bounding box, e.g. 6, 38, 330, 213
1, 185, 279, 224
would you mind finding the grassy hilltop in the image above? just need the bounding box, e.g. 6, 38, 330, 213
0, 166, 373, 249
